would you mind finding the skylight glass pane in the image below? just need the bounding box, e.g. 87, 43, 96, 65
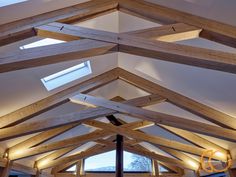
43, 62, 86, 82
83, 150, 152, 172
20, 38, 64, 49
0, 0, 27, 7
41, 61, 92, 91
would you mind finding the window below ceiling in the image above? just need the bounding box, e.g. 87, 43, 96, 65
67, 165, 76, 172
20, 38, 64, 50
202, 172, 226, 177
0, 0, 27, 7
41, 61, 92, 91
67, 150, 152, 173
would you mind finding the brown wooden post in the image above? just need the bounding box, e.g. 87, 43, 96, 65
116, 135, 123, 177
80, 159, 85, 176
76, 160, 84, 177
106, 115, 124, 177
0, 160, 13, 177
152, 160, 159, 177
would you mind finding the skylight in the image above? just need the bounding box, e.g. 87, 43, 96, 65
41, 61, 92, 91
20, 38, 64, 49
0, 0, 27, 7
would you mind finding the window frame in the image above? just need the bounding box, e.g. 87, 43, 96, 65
41, 61, 92, 91
82, 150, 153, 174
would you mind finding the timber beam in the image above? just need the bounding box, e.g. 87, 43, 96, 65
117, 68, 236, 130
2, 22, 236, 75
0, 94, 159, 141
71, 93, 236, 143
118, 0, 236, 47
0, 0, 119, 46
0, 68, 119, 128
8, 121, 153, 160
0, 39, 117, 73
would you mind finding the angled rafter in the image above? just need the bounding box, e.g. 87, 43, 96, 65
22, 23, 236, 73
115, 97, 220, 169
83, 120, 212, 159
95, 141, 192, 174
36, 146, 78, 169
68, 137, 194, 171
99, 117, 190, 173
158, 146, 200, 166
118, 34, 236, 74
118, 120, 200, 173
8, 123, 80, 154
0, 94, 160, 141
9, 120, 153, 160
0, 39, 117, 73
71, 93, 236, 143
127, 22, 236, 49
56, 0, 118, 24
117, 68, 236, 129
35, 22, 236, 74
0, 29, 37, 48
36, 98, 153, 170
0, 68, 119, 128
114, 108, 200, 174
126, 23, 202, 42
118, 0, 236, 48
105, 108, 186, 175
0, 0, 118, 46
199, 30, 236, 49
35, 22, 118, 43
4, 0, 236, 48
158, 124, 228, 155
124, 144, 195, 170
9, 129, 110, 160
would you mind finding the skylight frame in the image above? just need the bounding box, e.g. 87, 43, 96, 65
41, 61, 92, 91
20, 38, 65, 50
42, 62, 87, 83
0, 0, 28, 8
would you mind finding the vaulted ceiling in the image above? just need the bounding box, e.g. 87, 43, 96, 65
0, 1, 236, 177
